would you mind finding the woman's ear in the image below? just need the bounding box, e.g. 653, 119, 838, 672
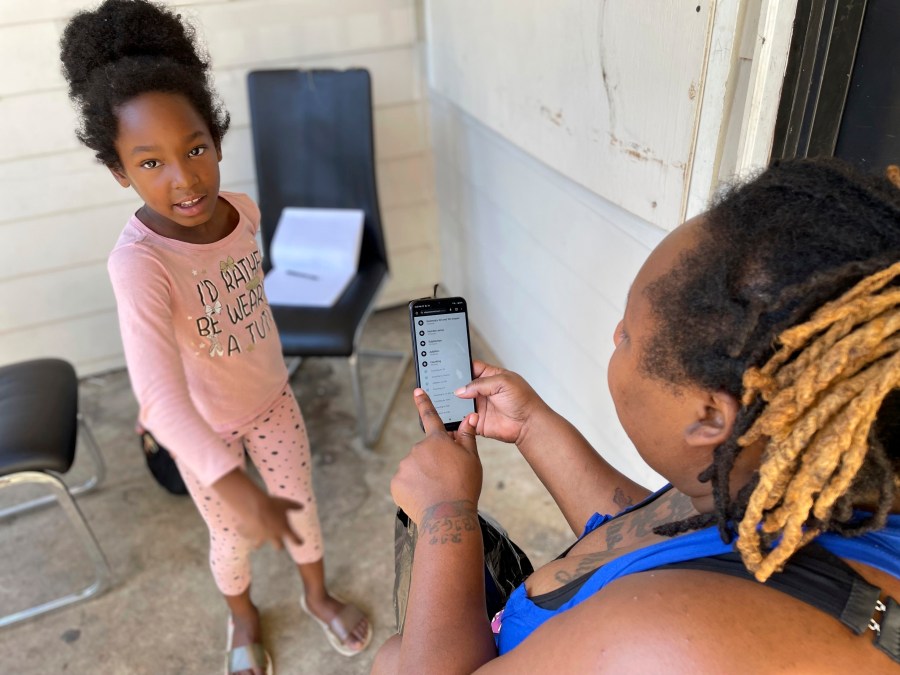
108, 165, 131, 188
683, 390, 739, 447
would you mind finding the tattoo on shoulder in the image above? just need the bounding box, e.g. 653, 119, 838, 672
419, 500, 479, 546
613, 487, 634, 509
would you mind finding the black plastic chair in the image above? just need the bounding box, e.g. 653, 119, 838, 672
248, 68, 410, 447
0, 358, 111, 628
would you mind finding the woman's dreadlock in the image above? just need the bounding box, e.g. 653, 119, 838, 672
648, 158, 900, 582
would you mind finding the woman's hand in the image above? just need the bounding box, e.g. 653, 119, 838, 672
391, 388, 482, 525
454, 359, 550, 445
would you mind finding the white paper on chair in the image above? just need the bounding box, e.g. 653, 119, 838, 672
264, 207, 364, 307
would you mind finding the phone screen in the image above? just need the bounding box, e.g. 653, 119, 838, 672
409, 297, 476, 430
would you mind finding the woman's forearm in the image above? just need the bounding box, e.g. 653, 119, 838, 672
398, 500, 496, 675
517, 406, 651, 532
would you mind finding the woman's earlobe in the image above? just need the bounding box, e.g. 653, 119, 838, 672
108, 166, 131, 188
684, 391, 739, 447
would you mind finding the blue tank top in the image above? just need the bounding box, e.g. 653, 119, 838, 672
495, 485, 900, 655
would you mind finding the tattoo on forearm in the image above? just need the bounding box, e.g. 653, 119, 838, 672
420, 500, 479, 546
613, 487, 634, 509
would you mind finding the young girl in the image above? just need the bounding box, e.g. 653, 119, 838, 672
59, 1, 372, 672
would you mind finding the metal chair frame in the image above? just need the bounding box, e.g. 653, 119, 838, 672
347, 279, 410, 447
285, 278, 410, 448
0, 413, 112, 628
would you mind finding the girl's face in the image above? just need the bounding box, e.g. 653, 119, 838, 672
607, 217, 741, 504
110, 91, 223, 237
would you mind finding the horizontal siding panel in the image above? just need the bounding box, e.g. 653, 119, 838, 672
1, 1, 415, 97
218, 45, 424, 129
436, 104, 662, 314
193, 1, 415, 70
0, 132, 432, 225
377, 152, 434, 209
0, 22, 65, 96
1, 202, 134, 280
434, 103, 666, 487
221, 126, 434, 213
0, 310, 123, 372
4, 49, 424, 164
382, 201, 438, 253
0, 263, 114, 331
0, 148, 126, 226
465, 187, 621, 367
0, 0, 100, 26
288, 43, 424, 106
459, 262, 659, 486
373, 101, 430, 158
218, 128, 258, 186
0, 0, 431, 377
378, 244, 439, 307
0, 0, 222, 27
0, 90, 78, 163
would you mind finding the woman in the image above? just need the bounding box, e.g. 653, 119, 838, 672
375, 158, 900, 673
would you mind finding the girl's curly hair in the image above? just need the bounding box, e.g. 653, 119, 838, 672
60, 0, 230, 167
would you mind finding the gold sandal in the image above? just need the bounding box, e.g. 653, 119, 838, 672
299, 594, 373, 657
225, 617, 273, 674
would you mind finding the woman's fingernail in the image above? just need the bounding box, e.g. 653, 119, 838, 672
414, 388, 425, 397
454, 386, 465, 395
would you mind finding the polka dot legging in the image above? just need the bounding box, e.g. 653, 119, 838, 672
175, 385, 323, 596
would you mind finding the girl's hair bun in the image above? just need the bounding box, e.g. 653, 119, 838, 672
58, 0, 229, 167
60, 0, 208, 102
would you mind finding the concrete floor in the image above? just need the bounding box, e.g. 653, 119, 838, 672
0, 307, 571, 674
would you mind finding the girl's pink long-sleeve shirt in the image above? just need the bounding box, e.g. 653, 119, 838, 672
108, 192, 288, 486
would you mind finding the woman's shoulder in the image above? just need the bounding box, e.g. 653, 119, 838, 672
485, 567, 894, 673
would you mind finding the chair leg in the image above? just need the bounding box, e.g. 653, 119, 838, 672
0, 471, 112, 629
285, 356, 303, 379
0, 413, 106, 520
349, 347, 411, 448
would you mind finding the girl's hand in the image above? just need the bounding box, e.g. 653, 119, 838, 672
213, 469, 305, 550
453, 359, 549, 445
391, 389, 482, 525
242, 493, 306, 550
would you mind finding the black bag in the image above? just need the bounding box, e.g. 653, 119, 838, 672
393, 508, 533, 633
140, 430, 188, 495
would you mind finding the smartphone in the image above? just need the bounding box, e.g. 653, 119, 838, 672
408, 296, 476, 431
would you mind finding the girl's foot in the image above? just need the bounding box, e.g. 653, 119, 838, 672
227, 606, 270, 675
301, 592, 372, 655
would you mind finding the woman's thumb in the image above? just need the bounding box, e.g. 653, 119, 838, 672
455, 375, 504, 399
456, 412, 479, 453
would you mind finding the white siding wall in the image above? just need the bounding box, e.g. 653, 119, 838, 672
425, 0, 794, 488
0, 0, 439, 376
432, 98, 666, 488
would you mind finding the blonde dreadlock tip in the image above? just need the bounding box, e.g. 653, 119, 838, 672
886, 165, 900, 189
